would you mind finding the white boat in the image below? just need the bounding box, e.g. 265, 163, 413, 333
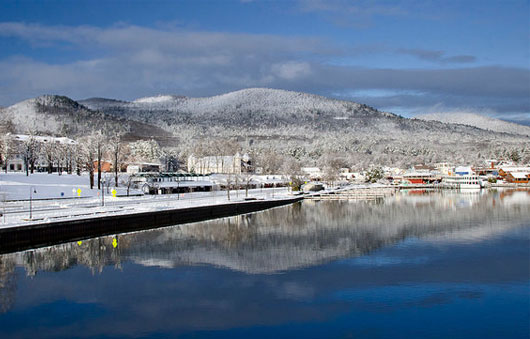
442, 175, 481, 189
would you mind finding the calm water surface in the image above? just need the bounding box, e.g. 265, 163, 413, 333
0, 189, 529, 338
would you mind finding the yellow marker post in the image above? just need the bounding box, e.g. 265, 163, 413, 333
77, 188, 82, 197
77, 241, 82, 246
111, 189, 117, 198
112, 238, 118, 248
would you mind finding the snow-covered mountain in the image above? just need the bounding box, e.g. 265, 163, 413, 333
2, 88, 528, 167
415, 112, 530, 136
85, 88, 380, 115
0, 95, 101, 135
0, 95, 173, 142
78, 87, 528, 139
80, 88, 394, 128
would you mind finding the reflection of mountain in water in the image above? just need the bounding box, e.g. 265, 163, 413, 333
125, 189, 529, 273
0, 190, 528, 312
0, 189, 527, 278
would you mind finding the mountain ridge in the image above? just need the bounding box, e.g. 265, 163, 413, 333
0, 94, 174, 144
415, 112, 530, 136
1, 88, 528, 167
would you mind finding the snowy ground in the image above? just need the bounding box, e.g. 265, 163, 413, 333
0, 172, 141, 200
0, 173, 295, 228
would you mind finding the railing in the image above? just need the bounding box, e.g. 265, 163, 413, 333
306, 187, 396, 201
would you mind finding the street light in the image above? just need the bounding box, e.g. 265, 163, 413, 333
29, 186, 37, 220
101, 178, 105, 207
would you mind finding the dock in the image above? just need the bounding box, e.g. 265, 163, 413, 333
306, 187, 396, 201
0, 196, 304, 254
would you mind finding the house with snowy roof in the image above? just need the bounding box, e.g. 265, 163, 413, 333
505, 172, 530, 184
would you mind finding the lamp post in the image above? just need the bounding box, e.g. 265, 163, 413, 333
29, 186, 36, 220
1, 192, 6, 224
101, 178, 105, 207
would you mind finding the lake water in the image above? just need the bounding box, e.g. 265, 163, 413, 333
0, 189, 529, 338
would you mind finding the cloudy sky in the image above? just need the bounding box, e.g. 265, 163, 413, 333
0, 0, 528, 122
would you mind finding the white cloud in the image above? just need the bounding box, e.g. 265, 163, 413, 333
0, 22, 527, 119
271, 62, 312, 80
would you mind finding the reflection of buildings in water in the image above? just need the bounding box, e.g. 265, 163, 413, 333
395, 189, 486, 209
498, 189, 530, 206
0, 190, 528, 279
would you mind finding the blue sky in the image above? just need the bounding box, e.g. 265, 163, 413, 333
0, 0, 528, 122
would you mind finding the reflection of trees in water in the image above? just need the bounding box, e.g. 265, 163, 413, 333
107, 191, 530, 273
0, 257, 15, 314
0, 190, 529, 279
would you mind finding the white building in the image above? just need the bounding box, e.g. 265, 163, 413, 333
187, 153, 251, 175
301, 167, 321, 180
2, 134, 77, 172
13, 134, 77, 145
126, 162, 162, 174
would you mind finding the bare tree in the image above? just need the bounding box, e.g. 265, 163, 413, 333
103, 173, 113, 193
74, 143, 84, 176
241, 172, 254, 197
119, 174, 134, 197
227, 173, 233, 200
161, 147, 181, 172
320, 154, 348, 187
0, 134, 13, 173
21, 133, 38, 176
56, 143, 70, 176
78, 135, 96, 189
42, 139, 57, 174
280, 156, 301, 177
91, 131, 107, 190
109, 133, 126, 187
254, 149, 283, 174
64, 142, 76, 174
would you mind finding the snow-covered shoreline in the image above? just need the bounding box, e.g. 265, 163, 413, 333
0, 172, 296, 228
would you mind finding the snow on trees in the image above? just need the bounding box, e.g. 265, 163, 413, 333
0, 134, 14, 173
78, 135, 97, 189
20, 133, 38, 176
42, 139, 57, 174
1, 88, 528, 178
129, 139, 161, 163
109, 133, 127, 187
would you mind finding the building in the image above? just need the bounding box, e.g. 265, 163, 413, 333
93, 160, 112, 173
339, 168, 355, 181
187, 153, 251, 175
126, 162, 162, 174
301, 167, 322, 180
499, 166, 530, 178
505, 172, 530, 184
435, 163, 453, 176
402, 164, 439, 184
453, 166, 475, 176
131, 172, 214, 194
441, 166, 481, 189
13, 134, 76, 146
1, 134, 77, 173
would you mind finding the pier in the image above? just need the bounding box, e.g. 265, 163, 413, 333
0, 196, 303, 254
306, 187, 397, 201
